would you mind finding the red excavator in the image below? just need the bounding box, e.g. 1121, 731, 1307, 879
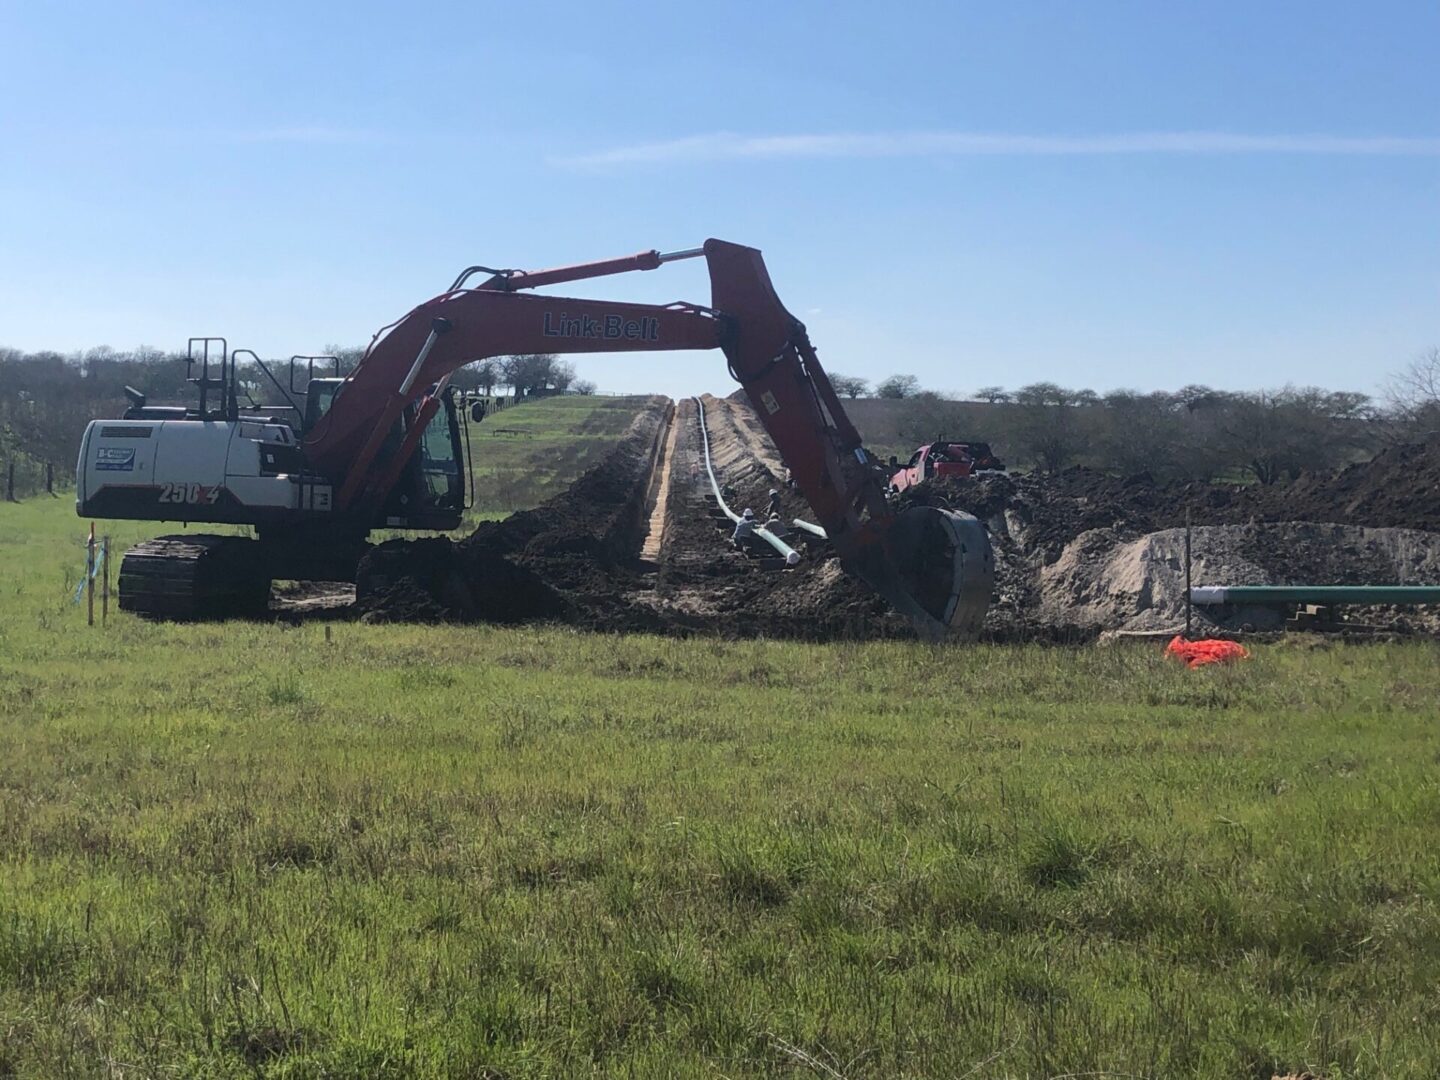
76, 240, 993, 637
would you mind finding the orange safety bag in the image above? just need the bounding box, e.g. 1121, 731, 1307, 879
1165, 635, 1249, 668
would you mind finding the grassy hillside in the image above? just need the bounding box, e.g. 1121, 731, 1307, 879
2, 493, 1439, 1077
463, 395, 651, 525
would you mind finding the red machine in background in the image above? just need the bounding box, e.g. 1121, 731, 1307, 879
888, 441, 1006, 494
78, 239, 993, 637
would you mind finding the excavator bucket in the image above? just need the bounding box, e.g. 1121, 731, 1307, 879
840, 507, 995, 640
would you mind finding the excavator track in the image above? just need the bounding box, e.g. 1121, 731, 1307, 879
118, 535, 271, 620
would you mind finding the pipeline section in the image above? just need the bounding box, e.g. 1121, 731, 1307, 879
694, 397, 801, 566
1192, 585, 1440, 606
790, 518, 828, 540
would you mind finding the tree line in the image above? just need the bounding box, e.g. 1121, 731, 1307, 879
313, 347, 595, 400
829, 350, 1440, 484
3, 344, 1436, 499
0, 345, 596, 499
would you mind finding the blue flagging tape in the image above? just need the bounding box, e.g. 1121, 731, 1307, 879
72, 542, 106, 604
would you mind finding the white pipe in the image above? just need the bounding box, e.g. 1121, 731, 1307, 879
791, 518, 828, 540
694, 397, 801, 566
1190, 587, 1230, 605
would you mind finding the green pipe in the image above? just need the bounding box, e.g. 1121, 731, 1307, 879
1191, 585, 1440, 606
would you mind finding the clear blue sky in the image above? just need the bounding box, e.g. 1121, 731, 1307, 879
2, 0, 1436, 400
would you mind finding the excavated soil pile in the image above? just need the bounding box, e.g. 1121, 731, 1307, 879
900, 434, 1440, 636
903, 434, 1440, 560
355, 397, 674, 629
1040, 524, 1440, 635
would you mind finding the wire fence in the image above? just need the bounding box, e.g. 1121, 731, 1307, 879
2, 454, 60, 502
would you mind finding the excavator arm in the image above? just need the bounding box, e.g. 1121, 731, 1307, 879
304, 239, 992, 637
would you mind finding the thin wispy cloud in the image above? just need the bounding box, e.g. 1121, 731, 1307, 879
224, 126, 390, 145
559, 130, 1440, 168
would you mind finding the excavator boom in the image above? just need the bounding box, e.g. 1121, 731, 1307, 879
299, 239, 993, 637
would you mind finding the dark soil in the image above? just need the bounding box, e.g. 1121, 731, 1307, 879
356, 392, 1440, 640
901, 434, 1440, 562
355, 398, 674, 631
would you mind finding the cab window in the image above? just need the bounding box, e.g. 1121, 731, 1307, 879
419, 406, 461, 508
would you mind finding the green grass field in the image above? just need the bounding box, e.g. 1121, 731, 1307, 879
3, 486, 1440, 1077
461, 396, 650, 527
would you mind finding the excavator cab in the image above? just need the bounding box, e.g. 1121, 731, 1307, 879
302, 376, 466, 530
404, 391, 466, 525
303, 378, 345, 434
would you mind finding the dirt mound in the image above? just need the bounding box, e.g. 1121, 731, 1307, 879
904, 434, 1440, 562
355, 398, 673, 628
891, 435, 1440, 638
1280, 435, 1440, 531
1040, 524, 1440, 635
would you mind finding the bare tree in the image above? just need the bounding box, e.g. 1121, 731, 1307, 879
1386, 347, 1440, 434
875, 374, 921, 399
1220, 391, 1298, 485
1174, 384, 1223, 413
548, 360, 577, 392
571, 379, 597, 395
1014, 382, 1072, 408
502, 354, 560, 396
321, 343, 367, 375
473, 359, 503, 395
1097, 390, 1183, 477
830, 373, 869, 399
974, 385, 1009, 404
1011, 383, 1079, 472
1218, 386, 1373, 484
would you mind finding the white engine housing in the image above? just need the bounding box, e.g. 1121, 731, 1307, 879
76, 418, 332, 524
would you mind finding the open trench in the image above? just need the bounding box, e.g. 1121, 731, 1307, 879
637, 404, 679, 563
632, 395, 907, 637
332, 391, 1440, 639
347, 393, 908, 638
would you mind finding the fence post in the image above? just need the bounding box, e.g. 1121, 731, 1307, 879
1184, 509, 1193, 639
5, 462, 13, 502
87, 524, 96, 627
102, 536, 110, 625
45, 462, 54, 496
